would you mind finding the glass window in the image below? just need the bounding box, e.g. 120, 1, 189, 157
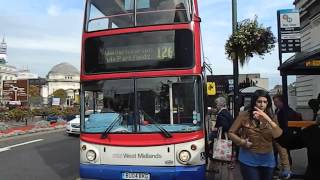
87, 0, 134, 31
81, 76, 202, 134
136, 0, 190, 26
84, 29, 194, 74
86, 0, 191, 32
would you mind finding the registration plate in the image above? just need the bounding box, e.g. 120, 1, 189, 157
122, 172, 150, 180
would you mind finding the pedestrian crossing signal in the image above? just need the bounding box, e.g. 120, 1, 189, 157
207, 82, 216, 95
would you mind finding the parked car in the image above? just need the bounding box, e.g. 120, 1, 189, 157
66, 115, 80, 135
66, 110, 101, 135
47, 115, 61, 123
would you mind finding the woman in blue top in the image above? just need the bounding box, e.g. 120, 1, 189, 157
228, 90, 282, 180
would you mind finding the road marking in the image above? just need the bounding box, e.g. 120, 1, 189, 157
0, 147, 10, 153
0, 139, 44, 153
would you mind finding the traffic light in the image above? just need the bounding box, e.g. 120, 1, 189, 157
207, 82, 216, 95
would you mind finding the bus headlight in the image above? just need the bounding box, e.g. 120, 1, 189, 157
178, 150, 191, 163
86, 150, 96, 161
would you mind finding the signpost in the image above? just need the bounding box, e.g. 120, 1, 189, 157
2, 80, 29, 106
278, 9, 301, 55
277, 9, 301, 111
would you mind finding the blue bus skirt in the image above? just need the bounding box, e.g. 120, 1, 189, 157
80, 163, 205, 180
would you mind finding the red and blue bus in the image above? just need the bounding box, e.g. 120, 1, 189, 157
79, 0, 208, 179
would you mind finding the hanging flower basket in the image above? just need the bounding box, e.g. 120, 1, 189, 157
225, 16, 276, 66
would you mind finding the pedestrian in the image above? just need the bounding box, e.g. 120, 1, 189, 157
272, 94, 298, 178
228, 90, 282, 180
254, 103, 320, 180
209, 97, 236, 179
214, 97, 234, 135
273, 94, 302, 134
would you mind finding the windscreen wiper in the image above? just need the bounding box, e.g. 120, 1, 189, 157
101, 114, 122, 139
142, 110, 172, 138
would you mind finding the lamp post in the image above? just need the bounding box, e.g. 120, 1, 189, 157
232, 0, 239, 118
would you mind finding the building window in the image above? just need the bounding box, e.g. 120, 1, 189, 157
65, 76, 73, 80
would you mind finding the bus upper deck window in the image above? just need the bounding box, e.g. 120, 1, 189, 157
125, 0, 150, 10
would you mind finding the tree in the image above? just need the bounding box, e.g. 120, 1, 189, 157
225, 16, 276, 66
29, 85, 42, 107
52, 89, 67, 105
29, 85, 40, 97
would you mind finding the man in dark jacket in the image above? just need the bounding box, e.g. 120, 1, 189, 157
273, 94, 302, 178
273, 94, 302, 132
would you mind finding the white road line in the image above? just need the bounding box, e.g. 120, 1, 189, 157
0, 139, 44, 153
0, 147, 10, 153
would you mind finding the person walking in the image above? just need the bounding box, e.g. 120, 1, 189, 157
214, 97, 234, 135
252, 98, 320, 180
210, 97, 235, 179
272, 94, 297, 179
228, 90, 282, 180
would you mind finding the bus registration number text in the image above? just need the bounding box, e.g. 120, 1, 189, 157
122, 172, 150, 180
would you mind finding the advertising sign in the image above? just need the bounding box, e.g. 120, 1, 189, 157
277, 9, 301, 53
52, 98, 60, 106
2, 80, 28, 103
207, 82, 216, 95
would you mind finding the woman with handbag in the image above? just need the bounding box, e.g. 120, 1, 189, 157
228, 90, 282, 180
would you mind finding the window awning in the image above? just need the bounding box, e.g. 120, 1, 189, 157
279, 48, 320, 75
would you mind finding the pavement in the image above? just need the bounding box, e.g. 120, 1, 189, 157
206, 149, 307, 180
0, 118, 66, 139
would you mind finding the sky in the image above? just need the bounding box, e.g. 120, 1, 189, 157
0, 0, 296, 90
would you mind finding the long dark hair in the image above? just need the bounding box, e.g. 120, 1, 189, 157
249, 90, 274, 121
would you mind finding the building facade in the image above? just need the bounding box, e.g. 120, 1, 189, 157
293, 0, 320, 119
45, 62, 80, 106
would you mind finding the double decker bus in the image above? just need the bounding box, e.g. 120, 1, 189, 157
80, 0, 209, 179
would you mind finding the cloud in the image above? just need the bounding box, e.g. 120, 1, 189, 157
0, 3, 83, 55
47, 5, 61, 16
9, 35, 80, 54
0, 0, 297, 85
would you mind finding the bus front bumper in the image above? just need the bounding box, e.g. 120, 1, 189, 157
80, 164, 205, 180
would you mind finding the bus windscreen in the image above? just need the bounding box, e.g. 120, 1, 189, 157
84, 29, 194, 74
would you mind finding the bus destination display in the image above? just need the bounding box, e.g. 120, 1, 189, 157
99, 43, 175, 63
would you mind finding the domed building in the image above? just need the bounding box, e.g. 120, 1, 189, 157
44, 62, 80, 106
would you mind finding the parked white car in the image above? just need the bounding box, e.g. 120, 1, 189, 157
66, 115, 80, 135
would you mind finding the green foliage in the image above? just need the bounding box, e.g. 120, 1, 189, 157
48, 106, 63, 116
52, 89, 67, 105
29, 85, 40, 97
7, 107, 31, 121
62, 107, 79, 116
225, 16, 276, 66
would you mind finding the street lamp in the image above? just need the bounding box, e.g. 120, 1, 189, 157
232, 0, 240, 118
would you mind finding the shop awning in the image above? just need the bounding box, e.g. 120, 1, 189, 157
279, 48, 320, 75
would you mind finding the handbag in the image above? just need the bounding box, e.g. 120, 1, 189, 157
212, 127, 233, 161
